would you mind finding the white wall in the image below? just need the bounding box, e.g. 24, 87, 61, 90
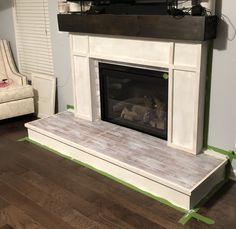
48, 0, 73, 112
0, 0, 17, 64
208, 0, 236, 152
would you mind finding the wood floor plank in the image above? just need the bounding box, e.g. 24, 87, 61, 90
0, 224, 14, 229
26, 154, 183, 228
195, 181, 236, 229
0, 171, 109, 229
0, 206, 46, 229
0, 198, 9, 211
0, 181, 74, 229
20, 171, 165, 229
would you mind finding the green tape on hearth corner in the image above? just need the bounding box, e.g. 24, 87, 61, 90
208, 145, 236, 163
18, 136, 217, 226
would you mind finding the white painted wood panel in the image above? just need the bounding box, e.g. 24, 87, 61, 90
73, 56, 92, 120
89, 36, 171, 66
71, 34, 89, 55
89, 59, 101, 120
31, 73, 56, 118
174, 43, 199, 68
172, 70, 196, 151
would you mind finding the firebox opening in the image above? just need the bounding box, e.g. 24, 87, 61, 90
99, 63, 168, 140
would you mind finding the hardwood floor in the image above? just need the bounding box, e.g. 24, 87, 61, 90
0, 115, 236, 228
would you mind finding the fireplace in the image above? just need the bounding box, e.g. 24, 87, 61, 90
99, 63, 168, 139
70, 34, 208, 154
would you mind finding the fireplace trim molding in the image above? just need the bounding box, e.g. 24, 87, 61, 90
70, 33, 208, 155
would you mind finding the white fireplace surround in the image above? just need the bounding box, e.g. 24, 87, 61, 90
70, 34, 208, 155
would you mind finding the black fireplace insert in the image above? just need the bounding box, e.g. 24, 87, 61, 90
99, 63, 168, 139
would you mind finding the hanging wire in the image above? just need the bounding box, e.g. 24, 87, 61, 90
221, 14, 236, 41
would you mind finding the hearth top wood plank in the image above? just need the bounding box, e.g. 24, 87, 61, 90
26, 112, 226, 192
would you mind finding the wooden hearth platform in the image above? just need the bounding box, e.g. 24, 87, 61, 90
25, 111, 227, 210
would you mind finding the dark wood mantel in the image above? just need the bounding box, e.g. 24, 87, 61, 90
58, 14, 218, 41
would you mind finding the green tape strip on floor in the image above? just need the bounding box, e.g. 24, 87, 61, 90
178, 209, 215, 225
18, 136, 219, 225
178, 177, 229, 225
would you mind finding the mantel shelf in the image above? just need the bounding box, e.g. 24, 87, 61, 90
57, 14, 218, 41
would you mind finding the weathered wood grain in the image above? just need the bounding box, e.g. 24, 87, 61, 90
28, 111, 224, 190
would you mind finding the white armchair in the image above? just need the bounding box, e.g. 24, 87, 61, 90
0, 40, 34, 120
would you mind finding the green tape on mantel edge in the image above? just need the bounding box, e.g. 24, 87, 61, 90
18, 136, 218, 226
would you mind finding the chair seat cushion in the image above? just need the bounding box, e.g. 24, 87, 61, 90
0, 84, 34, 103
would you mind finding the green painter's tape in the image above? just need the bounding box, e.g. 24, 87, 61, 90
178, 210, 196, 225
19, 137, 220, 226
18, 137, 29, 142
179, 211, 215, 225
203, 41, 214, 148
208, 145, 236, 163
192, 212, 215, 225
162, 73, 169, 80
67, 104, 75, 110
18, 137, 72, 160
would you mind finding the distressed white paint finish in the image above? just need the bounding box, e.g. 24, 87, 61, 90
89, 59, 101, 120
73, 56, 93, 120
174, 43, 199, 68
71, 34, 89, 55
70, 34, 208, 154
89, 36, 171, 66
26, 111, 227, 210
25, 112, 226, 190
172, 70, 197, 151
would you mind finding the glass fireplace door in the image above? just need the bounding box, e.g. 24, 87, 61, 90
99, 63, 168, 140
